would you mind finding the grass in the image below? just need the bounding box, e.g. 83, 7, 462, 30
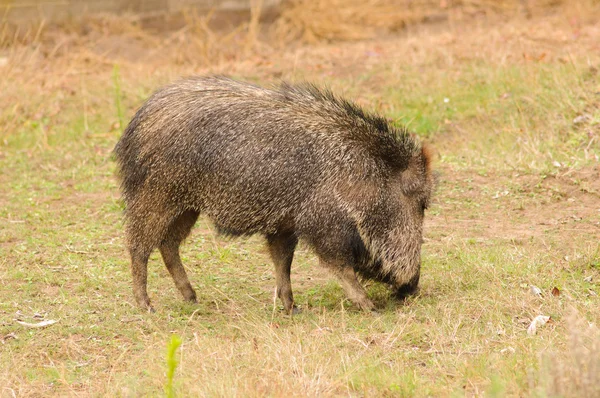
1, 4, 600, 397
112, 64, 126, 131
165, 334, 182, 398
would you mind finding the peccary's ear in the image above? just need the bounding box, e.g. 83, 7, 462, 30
422, 143, 433, 172
400, 145, 432, 195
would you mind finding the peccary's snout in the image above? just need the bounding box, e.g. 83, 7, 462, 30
382, 227, 423, 300
393, 267, 420, 299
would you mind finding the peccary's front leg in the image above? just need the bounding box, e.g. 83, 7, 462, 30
322, 261, 374, 311
126, 204, 188, 312
302, 209, 375, 311
266, 233, 298, 314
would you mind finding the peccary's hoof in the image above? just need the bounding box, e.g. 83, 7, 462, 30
137, 305, 156, 313
183, 288, 197, 303
356, 299, 375, 312
284, 305, 301, 316
135, 297, 155, 313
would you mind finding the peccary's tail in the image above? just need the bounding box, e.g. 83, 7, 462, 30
113, 109, 148, 203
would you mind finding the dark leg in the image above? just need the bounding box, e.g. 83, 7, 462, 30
321, 261, 374, 311
266, 233, 298, 314
159, 210, 200, 303
131, 248, 153, 312
125, 205, 178, 312
303, 214, 375, 312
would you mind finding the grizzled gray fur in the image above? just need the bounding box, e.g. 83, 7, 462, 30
114, 76, 435, 313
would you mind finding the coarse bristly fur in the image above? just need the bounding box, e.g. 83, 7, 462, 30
113, 75, 435, 313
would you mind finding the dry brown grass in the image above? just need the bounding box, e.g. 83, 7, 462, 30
0, 4, 272, 72
542, 311, 600, 397
2, 0, 599, 64
271, 0, 600, 43
272, 0, 437, 43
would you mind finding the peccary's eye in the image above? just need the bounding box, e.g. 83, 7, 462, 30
420, 200, 428, 214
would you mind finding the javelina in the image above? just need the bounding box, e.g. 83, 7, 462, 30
114, 76, 434, 313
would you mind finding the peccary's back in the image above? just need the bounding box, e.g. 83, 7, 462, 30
114, 76, 418, 235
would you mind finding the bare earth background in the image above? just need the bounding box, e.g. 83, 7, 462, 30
0, 0, 599, 396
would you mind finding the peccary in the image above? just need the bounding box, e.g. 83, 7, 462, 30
114, 76, 434, 313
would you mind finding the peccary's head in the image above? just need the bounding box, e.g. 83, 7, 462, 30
337, 143, 435, 297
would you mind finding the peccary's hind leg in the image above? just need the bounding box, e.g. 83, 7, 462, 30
126, 209, 174, 312
159, 210, 200, 303
130, 248, 153, 312
126, 203, 184, 312
266, 233, 298, 314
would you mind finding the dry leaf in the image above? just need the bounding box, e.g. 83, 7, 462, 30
527, 315, 551, 335
530, 285, 542, 296
551, 287, 560, 296
1, 332, 18, 343
573, 115, 590, 124
16, 319, 58, 328
312, 327, 333, 336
